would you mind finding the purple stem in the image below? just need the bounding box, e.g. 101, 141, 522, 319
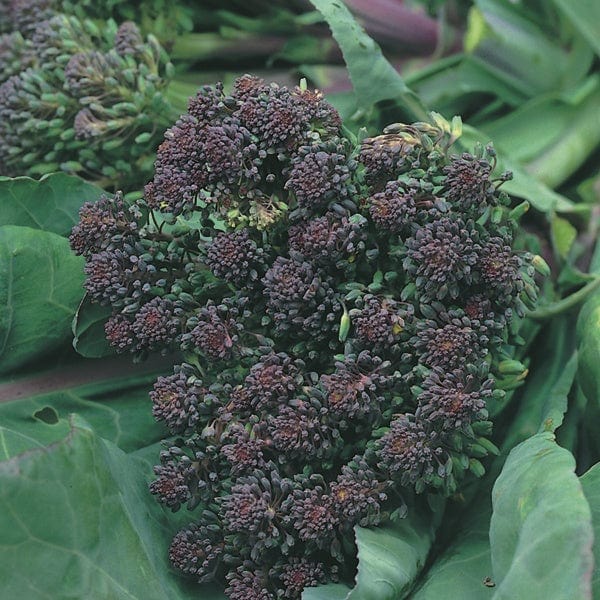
344, 0, 461, 55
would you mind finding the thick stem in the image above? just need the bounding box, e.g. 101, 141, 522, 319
171, 32, 287, 62
0, 354, 171, 403
344, 0, 460, 56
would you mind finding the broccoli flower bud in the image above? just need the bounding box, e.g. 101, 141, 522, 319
71, 75, 542, 598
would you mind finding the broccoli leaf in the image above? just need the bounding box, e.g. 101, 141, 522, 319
576, 287, 600, 407
0, 225, 85, 375
0, 173, 104, 237
305, 501, 441, 599
551, 0, 600, 59
308, 0, 427, 119
72, 295, 115, 358
0, 355, 224, 599
302, 583, 352, 600
411, 508, 494, 599
0, 415, 201, 600
0, 356, 168, 456
490, 432, 593, 600
348, 507, 440, 600
580, 463, 600, 597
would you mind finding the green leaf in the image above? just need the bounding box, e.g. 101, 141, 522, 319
0, 401, 71, 455
501, 317, 576, 447
589, 238, 600, 276
308, 0, 427, 119
576, 241, 600, 413
0, 332, 196, 597
576, 228, 600, 385
551, 215, 578, 259
490, 432, 593, 600
577, 172, 600, 206
478, 88, 590, 164
0, 415, 203, 600
0, 356, 170, 456
72, 295, 115, 358
580, 463, 600, 597
576, 288, 600, 405
407, 54, 527, 114
411, 508, 495, 599
0, 225, 84, 375
0, 173, 105, 237
524, 83, 600, 189
306, 501, 441, 600
552, 0, 600, 58
347, 503, 440, 600
302, 583, 352, 600
470, 0, 591, 95
534, 351, 578, 434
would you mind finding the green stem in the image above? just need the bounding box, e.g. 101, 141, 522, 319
527, 277, 600, 320
171, 32, 286, 62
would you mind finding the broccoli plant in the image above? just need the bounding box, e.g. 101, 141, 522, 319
71, 75, 544, 599
0, 10, 182, 190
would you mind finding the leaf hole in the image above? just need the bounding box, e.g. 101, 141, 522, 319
33, 406, 59, 425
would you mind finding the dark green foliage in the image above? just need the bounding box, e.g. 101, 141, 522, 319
72, 76, 540, 598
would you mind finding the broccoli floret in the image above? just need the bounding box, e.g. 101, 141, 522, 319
72, 76, 541, 598
0, 14, 175, 189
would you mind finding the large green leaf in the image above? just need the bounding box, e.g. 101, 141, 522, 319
308, 0, 427, 119
491, 317, 577, 438
551, 215, 578, 260
0, 356, 169, 456
0, 173, 104, 237
302, 583, 352, 600
580, 463, 600, 597
575, 238, 600, 407
552, 0, 600, 58
0, 326, 218, 599
406, 53, 527, 112
490, 432, 593, 600
469, 0, 591, 95
523, 84, 600, 189
0, 415, 203, 600
0, 225, 85, 374
304, 502, 440, 600
573, 243, 600, 469
347, 506, 439, 600
576, 288, 600, 406
411, 508, 494, 599
534, 351, 578, 434
481, 96, 574, 164
72, 295, 115, 358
